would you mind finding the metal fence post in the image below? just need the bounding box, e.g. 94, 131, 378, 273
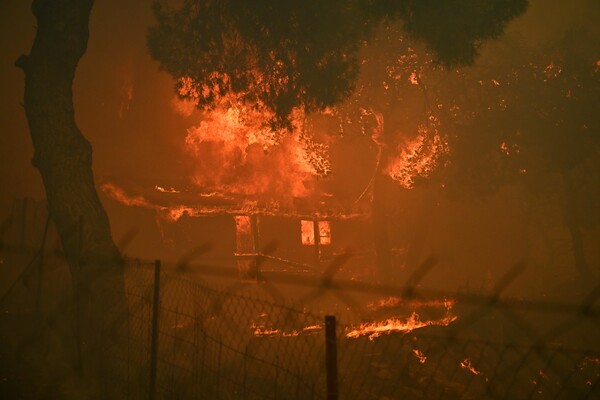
149, 259, 161, 400
325, 315, 338, 400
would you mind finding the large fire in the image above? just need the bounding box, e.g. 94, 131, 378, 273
184, 100, 331, 198
103, 68, 452, 224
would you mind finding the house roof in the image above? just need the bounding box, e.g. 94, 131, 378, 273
101, 178, 371, 220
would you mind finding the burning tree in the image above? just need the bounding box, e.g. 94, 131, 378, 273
148, 0, 527, 127
147, 0, 527, 276
323, 24, 452, 278
326, 25, 599, 287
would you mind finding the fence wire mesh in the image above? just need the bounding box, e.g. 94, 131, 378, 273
117, 259, 326, 400
1, 221, 599, 399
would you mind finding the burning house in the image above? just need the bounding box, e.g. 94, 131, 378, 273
100, 98, 384, 280
102, 178, 375, 281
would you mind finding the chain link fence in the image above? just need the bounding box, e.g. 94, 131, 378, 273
119, 259, 325, 400
1, 209, 599, 399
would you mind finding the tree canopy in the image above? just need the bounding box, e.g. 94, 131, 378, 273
147, 0, 528, 128
437, 30, 600, 197
415, 29, 599, 282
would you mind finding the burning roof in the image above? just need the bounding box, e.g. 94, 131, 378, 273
101, 179, 370, 222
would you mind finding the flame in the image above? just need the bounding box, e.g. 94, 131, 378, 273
184, 99, 331, 199
154, 185, 180, 193
385, 115, 448, 189
366, 296, 455, 311
346, 311, 457, 340
301, 220, 316, 245
175, 70, 334, 200
409, 71, 419, 85
460, 358, 481, 376
250, 322, 322, 338
101, 183, 192, 221
102, 181, 365, 222
413, 349, 427, 364
543, 62, 562, 80
101, 182, 153, 208
318, 220, 331, 245
300, 220, 332, 246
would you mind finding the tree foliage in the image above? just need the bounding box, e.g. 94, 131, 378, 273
147, 0, 527, 128
437, 30, 600, 197
423, 29, 600, 282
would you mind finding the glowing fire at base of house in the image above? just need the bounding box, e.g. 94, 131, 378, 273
345, 312, 457, 341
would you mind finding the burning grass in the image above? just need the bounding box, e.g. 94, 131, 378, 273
346, 311, 457, 340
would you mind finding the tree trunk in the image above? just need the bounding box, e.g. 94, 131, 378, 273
17, 1, 126, 397
562, 170, 593, 285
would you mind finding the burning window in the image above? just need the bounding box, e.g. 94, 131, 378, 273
234, 215, 259, 280
300, 220, 331, 246
319, 221, 331, 245
234, 215, 256, 254
301, 220, 314, 245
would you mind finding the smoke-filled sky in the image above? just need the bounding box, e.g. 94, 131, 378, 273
0, 0, 598, 290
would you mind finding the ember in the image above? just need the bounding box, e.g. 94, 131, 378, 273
460, 358, 481, 376
412, 349, 427, 364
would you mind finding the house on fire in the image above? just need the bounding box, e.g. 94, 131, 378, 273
102, 182, 378, 280
159, 192, 375, 280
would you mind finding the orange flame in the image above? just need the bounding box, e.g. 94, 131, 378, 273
346, 311, 457, 340
250, 322, 322, 338
366, 296, 455, 311
101, 182, 153, 208
413, 349, 427, 363
184, 100, 331, 199
385, 115, 448, 189
460, 358, 481, 376
251, 325, 300, 337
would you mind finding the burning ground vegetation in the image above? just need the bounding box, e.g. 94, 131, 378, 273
331, 295, 598, 399
266, 307, 598, 399
116, 263, 600, 400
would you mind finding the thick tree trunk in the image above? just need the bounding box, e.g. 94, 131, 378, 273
562, 171, 593, 285
17, 1, 126, 398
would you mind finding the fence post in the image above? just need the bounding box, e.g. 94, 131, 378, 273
325, 315, 338, 400
149, 259, 161, 400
